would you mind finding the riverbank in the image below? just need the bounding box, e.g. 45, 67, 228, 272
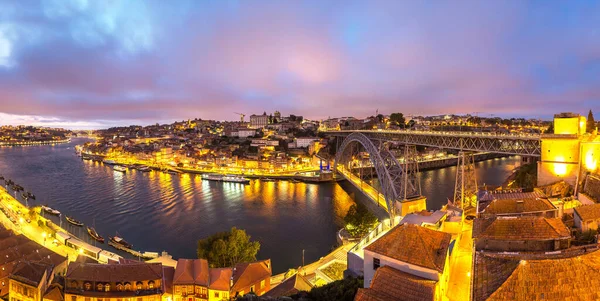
0, 138, 71, 147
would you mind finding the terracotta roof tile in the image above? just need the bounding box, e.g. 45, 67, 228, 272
66, 262, 163, 283
263, 273, 312, 298
364, 224, 451, 272
173, 259, 209, 286
481, 198, 556, 215
9, 261, 51, 287
574, 203, 600, 221
208, 268, 232, 291
474, 250, 600, 301
473, 217, 571, 241
44, 285, 64, 301
355, 266, 436, 301
231, 260, 271, 292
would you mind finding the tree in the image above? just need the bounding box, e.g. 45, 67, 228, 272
306, 277, 363, 301
197, 227, 260, 268
545, 122, 554, 134
588, 110, 596, 133
344, 203, 378, 237
389, 113, 405, 127
376, 114, 384, 123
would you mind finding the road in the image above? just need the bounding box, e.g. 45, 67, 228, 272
446, 217, 474, 301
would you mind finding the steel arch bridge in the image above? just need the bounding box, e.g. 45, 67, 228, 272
327, 130, 542, 156
334, 132, 420, 216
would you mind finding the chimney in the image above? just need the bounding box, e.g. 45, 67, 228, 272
516, 200, 524, 213
230, 276, 234, 288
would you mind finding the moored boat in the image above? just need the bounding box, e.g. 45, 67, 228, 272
262, 178, 275, 182
109, 235, 133, 249
41, 205, 61, 215
87, 227, 105, 243
103, 159, 117, 165
65, 216, 84, 227
291, 179, 301, 183
113, 165, 127, 172
202, 174, 223, 181
222, 175, 250, 184
138, 166, 151, 172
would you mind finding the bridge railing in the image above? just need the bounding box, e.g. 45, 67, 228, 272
325, 129, 541, 140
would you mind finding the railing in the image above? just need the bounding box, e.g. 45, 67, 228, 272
349, 216, 401, 254
325, 129, 541, 140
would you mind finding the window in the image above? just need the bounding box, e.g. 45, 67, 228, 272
174, 286, 180, 294
71, 296, 77, 301
97, 298, 103, 301
373, 258, 380, 270
214, 292, 219, 298
136, 282, 143, 290
260, 280, 265, 288
84, 282, 92, 290
71, 281, 78, 289
105, 284, 110, 292
137, 298, 142, 301
117, 283, 123, 291
250, 286, 255, 292
148, 281, 155, 289
125, 283, 132, 291
85, 298, 90, 301
97, 283, 103, 291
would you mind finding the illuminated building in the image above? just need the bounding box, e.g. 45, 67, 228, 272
8, 262, 56, 301
360, 224, 451, 301
574, 203, 600, 232
249, 114, 268, 129
64, 262, 166, 301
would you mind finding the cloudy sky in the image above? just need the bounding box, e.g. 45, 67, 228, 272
0, 0, 599, 129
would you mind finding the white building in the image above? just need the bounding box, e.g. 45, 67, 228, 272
362, 224, 452, 300
293, 137, 318, 148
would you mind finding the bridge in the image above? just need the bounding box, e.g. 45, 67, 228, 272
326, 129, 541, 156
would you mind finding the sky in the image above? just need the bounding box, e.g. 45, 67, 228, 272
0, 0, 599, 129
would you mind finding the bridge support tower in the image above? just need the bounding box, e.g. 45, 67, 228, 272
395, 145, 426, 216
454, 151, 478, 209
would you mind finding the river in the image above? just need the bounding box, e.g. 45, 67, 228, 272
0, 138, 520, 273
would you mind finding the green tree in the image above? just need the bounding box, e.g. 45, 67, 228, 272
344, 203, 378, 237
376, 114, 384, 123
588, 109, 596, 133
389, 113, 405, 127
197, 227, 260, 268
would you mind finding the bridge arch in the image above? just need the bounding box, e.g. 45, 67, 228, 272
334, 133, 418, 217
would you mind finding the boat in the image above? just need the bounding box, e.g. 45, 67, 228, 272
222, 175, 250, 184
109, 235, 133, 249
103, 159, 117, 165
87, 226, 105, 243
202, 174, 223, 181
28, 192, 35, 200
65, 216, 84, 227
262, 178, 275, 182
41, 205, 61, 215
138, 166, 151, 172
21, 192, 28, 199
113, 165, 127, 173
291, 179, 301, 183
167, 170, 181, 175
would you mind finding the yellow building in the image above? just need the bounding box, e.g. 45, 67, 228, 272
8, 262, 55, 301
64, 262, 165, 301
538, 112, 600, 191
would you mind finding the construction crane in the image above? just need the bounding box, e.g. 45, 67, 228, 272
234, 112, 246, 122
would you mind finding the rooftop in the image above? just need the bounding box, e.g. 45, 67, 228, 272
355, 266, 436, 301
66, 262, 163, 283
473, 217, 571, 241
364, 224, 451, 273
231, 259, 272, 292
574, 203, 600, 221
208, 268, 232, 291
173, 259, 209, 286
473, 250, 600, 301
263, 273, 312, 298
9, 261, 52, 287
479, 198, 557, 215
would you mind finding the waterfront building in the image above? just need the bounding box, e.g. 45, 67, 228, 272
473, 216, 571, 252
172, 259, 271, 300
574, 203, 600, 232
8, 262, 56, 301
64, 262, 166, 301
355, 265, 436, 301
249, 114, 268, 129
230, 260, 272, 298
0, 228, 68, 299
361, 224, 452, 300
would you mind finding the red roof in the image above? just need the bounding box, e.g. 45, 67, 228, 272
231, 259, 272, 292
208, 268, 232, 291
173, 259, 209, 286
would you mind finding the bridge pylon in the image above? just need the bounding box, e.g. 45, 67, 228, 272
395, 145, 426, 217
453, 151, 478, 209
